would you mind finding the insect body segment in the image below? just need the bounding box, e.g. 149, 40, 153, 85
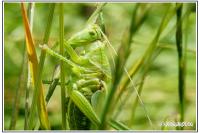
42, 24, 111, 129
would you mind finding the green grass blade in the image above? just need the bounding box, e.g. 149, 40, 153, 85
119, 4, 176, 97
45, 66, 60, 103
45, 79, 59, 103
158, 43, 196, 55
113, 80, 143, 120
98, 11, 106, 33
115, 3, 150, 81
161, 4, 194, 40
114, 3, 150, 104
43, 80, 69, 85
99, 4, 150, 129
129, 76, 146, 125
129, 48, 162, 125
59, 3, 68, 130
113, 4, 176, 129
108, 119, 130, 130
22, 3, 55, 129
9, 3, 34, 130
34, 4, 56, 129
176, 3, 185, 128
9, 33, 27, 130
21, 3, 48, 129
86, 3, 107, 25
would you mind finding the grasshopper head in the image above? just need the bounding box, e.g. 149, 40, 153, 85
90, 24, 103, 40
67, 24, 103, 47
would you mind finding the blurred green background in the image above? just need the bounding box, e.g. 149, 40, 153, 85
4, 3, 196, 130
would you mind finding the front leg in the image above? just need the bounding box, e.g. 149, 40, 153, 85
64, 40, 90, 65
40, 44, 91, 74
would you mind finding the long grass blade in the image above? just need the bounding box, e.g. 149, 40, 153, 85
9, 27, 26, 130
176, 3, 185, 127
33, 3, 56, 129
108, 119, 130, 130
59, 3, 67, 130
115, 3, 150, 101
118, 4, 176, 97
21, 3, 53, 129
45, 65, 60, 103
129, 48, 162, 125
104, 4, 176, 129
9, 44, 27, 130
24, 3, 35, 130
86, 3, 107, 25
98, 11, 106, 33
99, 4, 150, 129
9, 3, 35, 130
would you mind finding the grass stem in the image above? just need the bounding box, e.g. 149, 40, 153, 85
176, 3, 184, 127
22, 3, 55, 129
24, 3, 35, 129
9, 28, 27, 130
59, 3, 67, 130
99, 4, 150, 129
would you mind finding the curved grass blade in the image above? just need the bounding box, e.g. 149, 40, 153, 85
21, 3, 56, 129
9, 3, 35, 130
86, 3, 107, 25
99, 4, 150, 129
101, 4, 179, 130
115, 3, 150, 95
24, 3, 35, 130
118, 4, 177, 97
111, 5, 177, 129
108, 119, 130, 130
21, 3, 50, 129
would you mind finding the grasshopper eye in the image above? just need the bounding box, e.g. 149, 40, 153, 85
89, 30, 96, 36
